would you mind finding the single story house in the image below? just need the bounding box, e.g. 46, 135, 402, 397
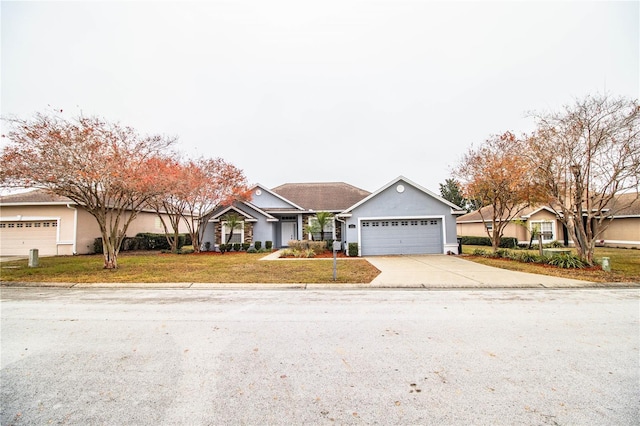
456, 193, 640, 248
0, 190, 186, 256
1, 176, 466, 256
203, 176, 466, 255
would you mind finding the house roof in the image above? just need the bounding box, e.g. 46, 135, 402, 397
271, 182, 370, 212
457, 192, 640, 223
605, 192, 640, 216
0, 189, 73, 205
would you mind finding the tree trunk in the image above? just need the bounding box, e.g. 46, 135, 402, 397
102, 238, 118, 269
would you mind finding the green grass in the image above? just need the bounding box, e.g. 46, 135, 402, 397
0, 252, 380, 284
462, 245, 640, 283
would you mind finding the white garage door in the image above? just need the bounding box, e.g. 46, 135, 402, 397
361, 219, 442, 255
0, 221, 58, 256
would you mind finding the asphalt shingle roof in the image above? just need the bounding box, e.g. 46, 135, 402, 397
271, 182, 371, 211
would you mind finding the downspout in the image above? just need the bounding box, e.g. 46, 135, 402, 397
66, 204, 78, 255
335, 215, 346, 253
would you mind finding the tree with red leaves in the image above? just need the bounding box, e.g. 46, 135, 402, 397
455, 131, 539, 252
180, 157, 251, 252
1, 112, 175, 268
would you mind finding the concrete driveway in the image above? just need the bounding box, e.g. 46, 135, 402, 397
365, 255, 593, 288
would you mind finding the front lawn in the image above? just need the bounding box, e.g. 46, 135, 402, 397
0, 252, 380, 284
462, 245, 640, 283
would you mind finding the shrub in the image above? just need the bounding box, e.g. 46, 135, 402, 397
548, 253, 585, 269
265, 241, 273, 250
242, 243, 250, 251
472, 248, 487, 256
204, 241, 211, 251
247, 247, 257, 253
288, 240, 327, 253
254, 241, 262, 250
460, 236, 518, 248
232, 243, 240, 251
348, 243, 359, 257
325, 239, 335, 251
219, 244, 227, 253
517, 252, 539, 263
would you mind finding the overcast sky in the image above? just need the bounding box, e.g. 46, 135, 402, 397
2, 1, 638, 193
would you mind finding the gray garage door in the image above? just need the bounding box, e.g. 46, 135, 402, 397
361, 219, 442, 255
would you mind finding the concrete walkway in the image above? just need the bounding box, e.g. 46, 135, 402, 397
365, 255, 596, 288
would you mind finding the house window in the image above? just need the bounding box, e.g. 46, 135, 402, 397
530, 220, 555, 242
222, 221, 244, 244
8, 223, 15, 228
362, 222, 370, 227
381, 221, 389, 226
485, 222, 493, 231
309, 217, 335, 240
391, 221, 398, 226
0, 223, 6, 228
410, 220, 418, 226
25, 223, 32, 228
16, 223, 23, 228
400, 221, 408, 226
34, 223, 41, 227
420, 220, 428, 225
430, 220, 438, 225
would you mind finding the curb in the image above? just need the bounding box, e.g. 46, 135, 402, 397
1, 282, 638, 290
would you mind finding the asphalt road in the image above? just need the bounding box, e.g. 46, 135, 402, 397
1, 288, 638, 425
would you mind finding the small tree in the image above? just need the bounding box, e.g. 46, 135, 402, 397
149, 157, 190, 253
528, 94, 640, 265
222, 212, 243, 244
314, 211, 334, 241
455, 132, 538, 252
0, 112, 175, 268
180, 157, 250, 252
439, 178, 469, 211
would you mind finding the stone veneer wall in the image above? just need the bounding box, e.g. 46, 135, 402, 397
214, 221, 254, 245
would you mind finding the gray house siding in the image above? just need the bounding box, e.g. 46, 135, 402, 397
343, 178, 460, 255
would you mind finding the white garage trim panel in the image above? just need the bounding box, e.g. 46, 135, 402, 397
359, 216, 444, 256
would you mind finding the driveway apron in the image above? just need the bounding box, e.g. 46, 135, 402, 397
365, 255, 593, 288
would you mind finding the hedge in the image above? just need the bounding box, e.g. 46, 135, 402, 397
459, 236, 518, 248
93, 233, 192, 254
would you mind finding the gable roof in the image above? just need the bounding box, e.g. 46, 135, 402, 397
0, 189, 74, 205
457, 192, 640, 223
271, 182, 370, 212
340, 176, 465, 214
250, 184, 305, 211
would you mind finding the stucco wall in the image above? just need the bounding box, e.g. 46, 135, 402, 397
598, 217, 640, 247
344, 180, 459, 254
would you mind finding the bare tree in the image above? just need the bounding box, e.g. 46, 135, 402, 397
528, 94, 640, 265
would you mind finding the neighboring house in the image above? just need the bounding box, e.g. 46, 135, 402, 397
202, 176, 466, 255
456, 193, 640, 248
0, 190, 185, 256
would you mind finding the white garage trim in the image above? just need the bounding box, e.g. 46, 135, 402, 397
357, 215, 447, 256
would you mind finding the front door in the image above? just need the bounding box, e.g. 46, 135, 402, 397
281, 222, 297, 247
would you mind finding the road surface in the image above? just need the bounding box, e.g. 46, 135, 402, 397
1, 287, 638, 425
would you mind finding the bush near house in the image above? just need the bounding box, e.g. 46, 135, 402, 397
460, 236, 519, 248
288, 240, 328, 253
93, 233, 192, 254
348, 243, 359, 257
